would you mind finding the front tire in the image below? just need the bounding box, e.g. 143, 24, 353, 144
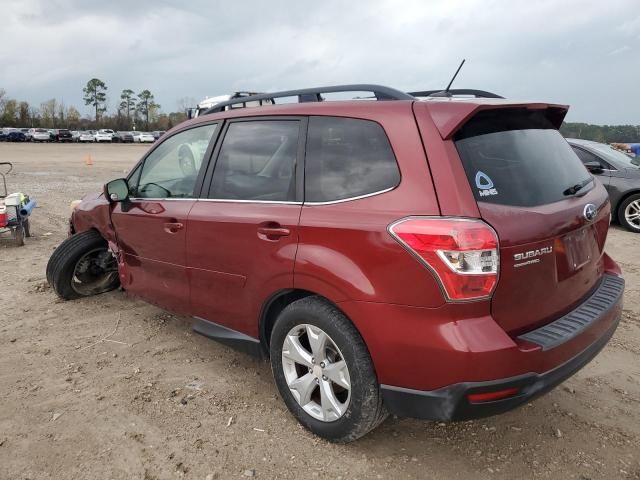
270, 296, 387, 442
46, 230, 120, 300
618, 194, 640, 232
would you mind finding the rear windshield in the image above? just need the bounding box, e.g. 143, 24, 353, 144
455, 109, 591, 207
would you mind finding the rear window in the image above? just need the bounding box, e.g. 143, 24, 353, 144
455, 110, 591, 207
305, 116, 400, 203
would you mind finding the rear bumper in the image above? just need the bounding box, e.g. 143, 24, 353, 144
340, 268, 624, 421
380, 315, 619, 420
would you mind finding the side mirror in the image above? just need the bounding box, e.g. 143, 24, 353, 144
584, 161, 604, 175
105, 178, 129, 202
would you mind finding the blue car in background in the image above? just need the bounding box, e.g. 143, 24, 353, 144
7, 131, 27, 142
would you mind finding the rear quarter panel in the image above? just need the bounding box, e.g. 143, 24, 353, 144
294, 104, 446, 307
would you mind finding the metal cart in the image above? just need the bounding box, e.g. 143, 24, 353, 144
0, 162, 35, 246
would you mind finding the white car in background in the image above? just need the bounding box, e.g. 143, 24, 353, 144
132, 131, 154, 143
94, 129, 113, 142
32, 128, 51, 142
79, 131, 95, 143
71, 131, 81, 142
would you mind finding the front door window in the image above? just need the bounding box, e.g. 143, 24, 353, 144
133, 124, 217, 199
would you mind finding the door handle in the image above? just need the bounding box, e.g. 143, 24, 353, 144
257, 226, 290, 240
164, 222, 184, 234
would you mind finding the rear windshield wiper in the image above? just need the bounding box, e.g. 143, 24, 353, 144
563, 178, 593, 196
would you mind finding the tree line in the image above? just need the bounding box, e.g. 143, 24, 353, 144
0, 77, 187, 132
559, 123, 640, 143
5, 81, 638, 142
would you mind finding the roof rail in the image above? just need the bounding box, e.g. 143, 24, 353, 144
409, 89, 504, 99
202, 84, 415, 115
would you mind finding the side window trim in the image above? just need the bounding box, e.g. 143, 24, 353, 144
202, 116, 308, 203
303, 185, 398, 205
126, 121, 221, 199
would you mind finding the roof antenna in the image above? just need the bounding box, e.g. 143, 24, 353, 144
431, 59, 466, 97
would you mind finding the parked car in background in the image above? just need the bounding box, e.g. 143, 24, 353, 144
71, 131, 81, 142
47, 85, 624, 442
94, 130, 113, 143
151, 130, 166, 141
132, 131, 154, 143
54, 129, 73, 142
7, 131, 27, 142
79, 131, 95, 143
113, 131, 134, 143
0, 130, 8, 141
32, 128, 51, 142
25, 128, 35, 141
568, 138, 640, 232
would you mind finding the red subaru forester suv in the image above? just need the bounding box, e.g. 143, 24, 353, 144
47, 85, 624, 442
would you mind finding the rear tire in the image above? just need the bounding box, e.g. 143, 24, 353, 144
270, 296, 387, 442
46, 230, 120, 300
618, 194, 640, 232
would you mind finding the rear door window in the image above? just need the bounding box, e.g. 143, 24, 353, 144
454, 110, 592, 207
208, 120, 300, 201
305, 116, 400, 203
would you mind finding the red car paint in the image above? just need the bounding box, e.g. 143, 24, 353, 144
70, 97, 623, 407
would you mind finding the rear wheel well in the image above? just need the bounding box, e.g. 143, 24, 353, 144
259, 289, 328, 355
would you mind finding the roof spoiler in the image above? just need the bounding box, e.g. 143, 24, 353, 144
409, 89, 504, 99
420, 102, 569, 139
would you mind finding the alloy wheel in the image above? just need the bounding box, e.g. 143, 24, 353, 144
281, 324, 351, 422
624, 199, 640, 230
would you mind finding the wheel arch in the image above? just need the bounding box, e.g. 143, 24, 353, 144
259, 288, 363, 357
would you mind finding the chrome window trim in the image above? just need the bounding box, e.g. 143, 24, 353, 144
197, 198, 302, 205
129, 197, 195, 202
303, 186, 396, 206
128, 186, 395, 205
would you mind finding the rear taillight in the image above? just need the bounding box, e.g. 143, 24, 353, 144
388, 217, 499, 301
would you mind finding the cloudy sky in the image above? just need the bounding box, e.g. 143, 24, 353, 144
1, 0, 638, 124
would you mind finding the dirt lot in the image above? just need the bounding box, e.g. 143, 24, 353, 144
0, 143, 638, 480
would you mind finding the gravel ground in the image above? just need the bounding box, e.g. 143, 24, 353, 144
0, 143, 639, 480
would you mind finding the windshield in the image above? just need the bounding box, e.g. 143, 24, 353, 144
588, 143, 640, 167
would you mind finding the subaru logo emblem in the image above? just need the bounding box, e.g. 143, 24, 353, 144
583, 203, 597, 221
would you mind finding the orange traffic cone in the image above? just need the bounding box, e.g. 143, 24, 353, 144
84, 154, 93, 166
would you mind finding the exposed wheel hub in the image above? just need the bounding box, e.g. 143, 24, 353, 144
71, 248, 119, 296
